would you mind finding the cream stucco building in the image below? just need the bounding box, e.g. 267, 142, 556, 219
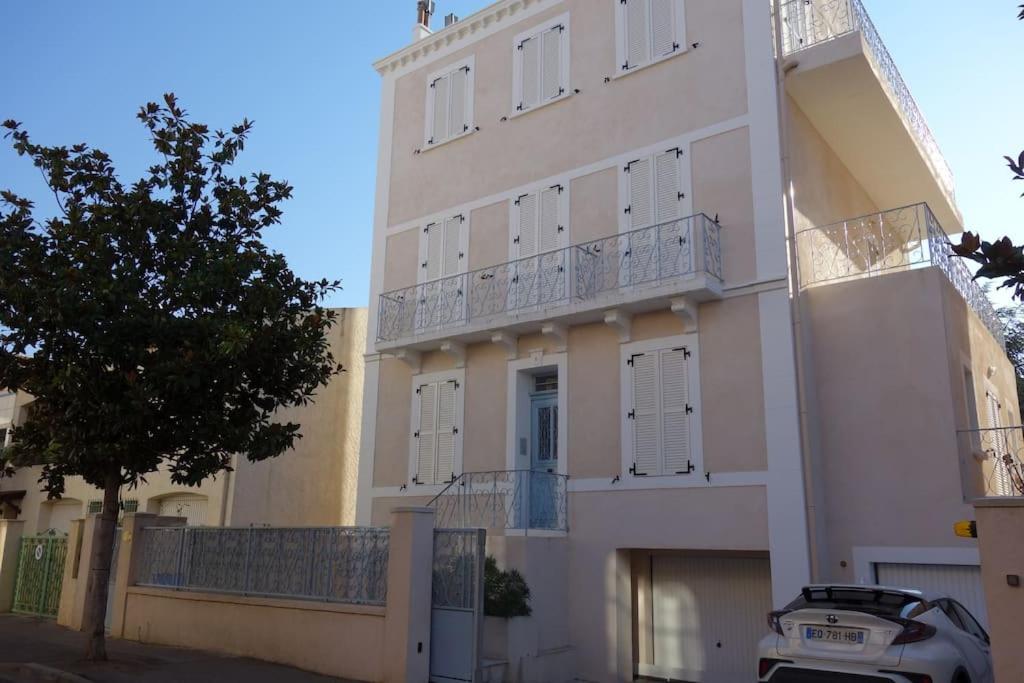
0, 307, 367, 533
358, 1, 1017, 681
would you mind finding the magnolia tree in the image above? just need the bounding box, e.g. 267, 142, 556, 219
0, 94, 341, 659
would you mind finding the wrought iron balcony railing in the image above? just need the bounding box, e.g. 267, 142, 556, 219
795, 203, 1004, 347
428, 470, 569, 533
958, 427, 1024, 499
377, 213, 722, 343
777, 0, 955, 206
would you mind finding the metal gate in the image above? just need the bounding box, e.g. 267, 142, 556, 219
12, 532, 68, 617
430, 529, 486, 682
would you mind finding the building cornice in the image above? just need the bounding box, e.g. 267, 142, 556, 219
373, 0, 550, 76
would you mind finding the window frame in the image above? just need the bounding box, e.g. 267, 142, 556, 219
620, 334, 703, 479
510, 12, 572, 118
408, 368, 466, 490
423, 55, 476, 150
614, 0, 688, 78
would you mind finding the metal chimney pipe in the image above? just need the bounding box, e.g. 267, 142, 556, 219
417, 0, 435, 28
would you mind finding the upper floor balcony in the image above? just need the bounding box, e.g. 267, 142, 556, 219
795, 202, 1003, 347
376, 213, 723, 350
958, 427, 1024, 501
778, 0, 961, 233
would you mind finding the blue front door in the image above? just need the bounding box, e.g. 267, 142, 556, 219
529, 394, 558, 528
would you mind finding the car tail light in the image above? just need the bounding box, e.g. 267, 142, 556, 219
890, 619, 937, 645
758, 658, 791, 678
767, 610, 787, 635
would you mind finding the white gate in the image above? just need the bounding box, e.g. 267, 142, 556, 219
430, 529, 486, 682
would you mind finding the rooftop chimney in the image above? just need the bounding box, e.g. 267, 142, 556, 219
414, 1, 435, 41
444, 13, 459, 27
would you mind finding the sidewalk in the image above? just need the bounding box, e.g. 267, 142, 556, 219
0, 615, 354, 682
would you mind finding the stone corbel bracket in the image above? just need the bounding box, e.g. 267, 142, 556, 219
439, 340, 467, 368
603, 309, 633, 343
541, 322, 568, 352
491, 332, 519, 360
395, 349, 422, 374
670, 296, 698, 333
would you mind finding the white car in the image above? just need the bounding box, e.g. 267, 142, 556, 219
757, 585, 993, 683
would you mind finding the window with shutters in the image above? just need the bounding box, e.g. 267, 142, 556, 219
616, 0, 687, 74
512, 13, 571, 115
621, 335, 702, 478
419, 213, 469, 284
985, 386, 1013, 495
510, 184, 569, 309
410, 370, 464, 487
424, 56, 475, 148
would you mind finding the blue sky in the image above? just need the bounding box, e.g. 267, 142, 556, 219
1, 1, 1022, 308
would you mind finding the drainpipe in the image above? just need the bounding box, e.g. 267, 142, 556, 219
771, 0, 824, 582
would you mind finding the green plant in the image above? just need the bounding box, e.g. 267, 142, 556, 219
484, 555, 532, 618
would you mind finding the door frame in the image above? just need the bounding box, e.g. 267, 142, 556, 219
505, 352, 567, 477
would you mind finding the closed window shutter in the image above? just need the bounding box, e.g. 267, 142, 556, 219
650, 0, 678, 58
424, 223, 443, 281
431, 74, 451, 144
443, 215, 463, 275
521, 36, 540, 110
416, 383, 438, 484
627, 158, 654, 230
625, 0, 651, 70
449, 67, 469, 136
541, 27, 562, 101
631, 353, 661, 475
655, 149, 682, 223
987, 391, 1011, 494
539, 186, 561, 253
435, 381, 458, 483
660, 348, 691, 473
517, 192, 539, 258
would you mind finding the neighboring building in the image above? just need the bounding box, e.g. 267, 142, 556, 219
0, 307, 367, 532
359, 1, 1016, 681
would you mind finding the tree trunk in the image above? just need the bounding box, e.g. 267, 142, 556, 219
83, 468, 121, 661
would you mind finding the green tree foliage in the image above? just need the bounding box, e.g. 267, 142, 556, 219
484, 555, 532, 618
996, 304, 1024, 409
0, 94, 341, 659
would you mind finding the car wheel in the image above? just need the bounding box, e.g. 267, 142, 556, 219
952, 669, 971, 683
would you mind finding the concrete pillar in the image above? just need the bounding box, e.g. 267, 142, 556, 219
383, 506, 435, 683
66, 513, 101, 631
975, 498, 1024, 683
56, 518, 84, 626
0, 519, 26, 612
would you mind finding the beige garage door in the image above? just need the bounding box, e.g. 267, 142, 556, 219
644, 555, 772, 683
158, 495, 208, 526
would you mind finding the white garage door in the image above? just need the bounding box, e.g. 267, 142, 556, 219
43, 501, 82, 533
646, 555, 772, 683
158, 495, 208, 526
875, 563, 988, 629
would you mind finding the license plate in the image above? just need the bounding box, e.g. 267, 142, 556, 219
804, 626, 865, 645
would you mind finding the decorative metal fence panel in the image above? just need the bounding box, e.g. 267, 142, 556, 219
135, 526, 390, 606
776, 0, 955, 205
430, 529, 486, 683
12, 533, 68, 617
958, 427, 1024, 499
795, 203, 1003, 347
429, 470, 569, 533
378, 214, 722, 343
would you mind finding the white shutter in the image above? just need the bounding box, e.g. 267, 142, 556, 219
517, 192, 539, 258
650, 0, 677, 58
416, 383, 438, 484
655, 149, 682, 223
986, 391, 1011, 495
660, 348, 691, 474
449, 67, 468, 137
431, 74, 451, 144
541, 27, 562, 101
539, 186, 561, 253
631, 353, 661, 475
628, 158, 654, 230
521, 36, 540, 110
625, 0, 651, 70
424, 223, 443, 281
443, 215, 463, 276
435, 381, 458, 483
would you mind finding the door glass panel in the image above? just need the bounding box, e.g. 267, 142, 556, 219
537, 406, 552, 461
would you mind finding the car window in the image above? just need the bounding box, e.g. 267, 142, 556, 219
938, 599, 966, 630
951, 601, 989, 643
